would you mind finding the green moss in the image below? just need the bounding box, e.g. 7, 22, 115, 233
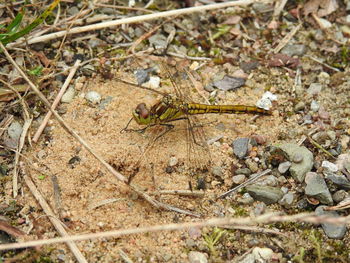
232, 206, 248, 217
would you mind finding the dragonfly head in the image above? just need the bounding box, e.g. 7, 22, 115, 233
133, 103, 151, 125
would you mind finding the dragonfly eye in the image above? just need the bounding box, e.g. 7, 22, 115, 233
136, 103, 149, 119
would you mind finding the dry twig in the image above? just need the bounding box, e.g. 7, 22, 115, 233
1, 211, 350, 251
32, 59, 81, 142
273, 23, 302, 54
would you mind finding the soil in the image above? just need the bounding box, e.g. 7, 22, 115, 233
24, 64, 284, 261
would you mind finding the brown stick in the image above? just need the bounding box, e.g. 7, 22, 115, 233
32, 59, 81, 142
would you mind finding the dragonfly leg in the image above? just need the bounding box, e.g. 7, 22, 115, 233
120, 119, 153, 134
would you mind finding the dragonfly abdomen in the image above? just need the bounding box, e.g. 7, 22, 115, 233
186, 103, 271, 115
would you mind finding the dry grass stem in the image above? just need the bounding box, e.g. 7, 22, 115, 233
32, 59, 81, 143
218, 169, 271, 199
273, 23, 302, 54
13, 118, 32, 198
272, 0, 288, 19
305, 55, 341, 72
21, 163, 88, 263
223, 225, 288, 237
159, 190, 205, 197
7, 0, 254, 48
2, 212, 350, 251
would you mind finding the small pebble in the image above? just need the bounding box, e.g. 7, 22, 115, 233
61, 87, 76, 103
7, 121, 23, 141
322, 160, 338, 173
293, 153, 303, 163
188, 251, 207, 263
232, 174, 246, 184
254, 202, 266, 216
310, 100, 320, 112
307, 83, 322, 95
168, 156, 178, 167
85, 91, 101, 104
294, 101, 305, 111
235, 168, 252, 176
143, 76, 160, 89
237, 193, 254, 205
315, 206, 347, 239
245, 159, 259, 173
232, 137, 250, 159
279, 192, 295, 208
278, 161, 291, 174
211, 166, 223, 177
251, 134, 266, 145
332, 190, 348, 203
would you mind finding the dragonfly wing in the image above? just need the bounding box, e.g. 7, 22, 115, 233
161, 60, 212, 173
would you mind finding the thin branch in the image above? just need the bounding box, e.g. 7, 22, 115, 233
1, 212, 350, 251
218, 169, 271, 199
273, 23, 302, 54
32, 59, 81, 143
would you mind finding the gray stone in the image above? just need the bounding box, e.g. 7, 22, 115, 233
8, 121, 22, 141
235, 168, 251, 176
188, 251, 207, 263
279, 192, 295, 208
257, 175, 278, 187
99, 96, 113, 110
292, 153, 304, 163
237, 193, 254, 205
307, 83, 322, 95
88, 38, 104, 48
149, 34, 168, 52
332, 190, 348, 203
281, 44, 307, 57
277, 143, 314, 182
321, 161, 338, 173
315, 206, 347, 239
134, 68, 152, 85
253, 202, 266, 216
305, 172, 333, 205
245, 185, 284, 205
325, 173, 350, 190
278, 161, 291, 174
232, 174, 246, 184
67, 6, 79, 16
232, 138, 250, 159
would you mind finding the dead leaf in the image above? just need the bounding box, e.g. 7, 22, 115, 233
303, 0, 339, 17
222, 15, 241, 25
213, 75, 245, 91
268, 54, 300, 69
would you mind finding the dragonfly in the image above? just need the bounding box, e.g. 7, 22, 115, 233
118, 61, 271, 184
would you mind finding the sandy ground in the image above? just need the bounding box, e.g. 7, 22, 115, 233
23, 63, 285, 261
